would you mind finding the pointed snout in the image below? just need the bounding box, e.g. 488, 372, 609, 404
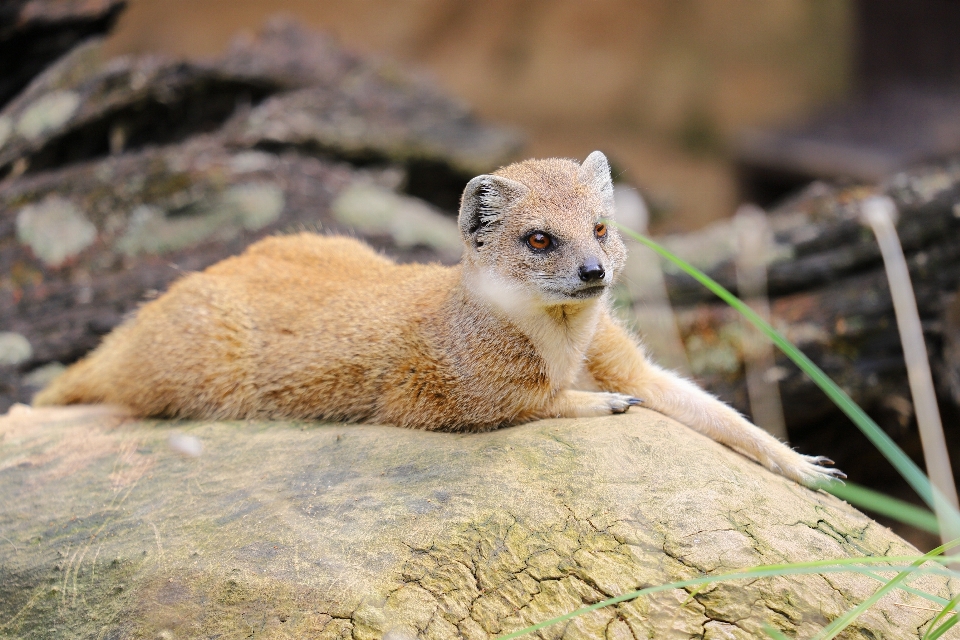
578, 257, 605, 282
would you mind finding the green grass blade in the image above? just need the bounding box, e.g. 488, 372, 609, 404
859, 571, 949, 606
825, 481, 940, 534
927, 613, 959, 640
764, 625, 791, 639
923, 592, 960, 640
495, 554, 959, 639
930, 614, 960, 640
613, 224, 937, 509
812, 541, 952, 640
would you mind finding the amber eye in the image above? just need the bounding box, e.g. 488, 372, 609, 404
595, 222, 607, 238
526, 232, 552, 251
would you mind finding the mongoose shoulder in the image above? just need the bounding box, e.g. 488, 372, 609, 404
35, 151, 842, 486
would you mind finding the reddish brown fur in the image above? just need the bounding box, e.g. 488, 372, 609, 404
35, 152, 842, 485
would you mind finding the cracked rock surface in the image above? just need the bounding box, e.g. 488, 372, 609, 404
1, 405, 955, 639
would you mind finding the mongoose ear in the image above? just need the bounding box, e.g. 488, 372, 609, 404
578, 151, 615, 214
459, 174, 529, 248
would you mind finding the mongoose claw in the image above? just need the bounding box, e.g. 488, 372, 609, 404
627, 397, 644, 406
818, 464, 847, 479
783, 453, 847, 486
803, 454, 846, 478
606, 392, 638, 414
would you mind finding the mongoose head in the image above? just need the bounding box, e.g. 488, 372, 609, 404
458, 151, 627, 308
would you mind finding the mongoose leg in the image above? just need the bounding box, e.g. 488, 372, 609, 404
541, 389, 642, 419
586, 313, 844, 486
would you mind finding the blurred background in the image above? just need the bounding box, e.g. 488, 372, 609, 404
102, 0, 850, 233
102, 0, 960, 232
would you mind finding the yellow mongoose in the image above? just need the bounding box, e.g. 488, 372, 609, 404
35, 152, 842, 486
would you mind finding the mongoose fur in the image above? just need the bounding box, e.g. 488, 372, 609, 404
34, 151, 843, 486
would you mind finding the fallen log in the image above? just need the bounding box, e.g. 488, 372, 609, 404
0, 19, 521, 413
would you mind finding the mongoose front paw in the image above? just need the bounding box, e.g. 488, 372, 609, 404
781, 454, 847, 487
547, 390, 644, 418
606, 393, 643, 414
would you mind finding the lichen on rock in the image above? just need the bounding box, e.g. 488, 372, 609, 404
332, 182, 462, 258
15, 195, 97, 265
0, 115, 11, 148
115, 181, 285, 256
0, 332, 31, 366
14, 90, 81, 139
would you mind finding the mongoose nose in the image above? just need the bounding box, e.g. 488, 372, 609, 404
579, 260, 605, 282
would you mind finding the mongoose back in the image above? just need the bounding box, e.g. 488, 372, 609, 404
35, 151, 842, 486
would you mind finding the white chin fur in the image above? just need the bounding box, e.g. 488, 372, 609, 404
466, 267, 604, 316
465, 265, 604, 388
466, 267, 534, 317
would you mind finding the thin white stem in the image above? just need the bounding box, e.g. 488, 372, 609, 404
734, 204, 788, 441
861, 196, 960, 548
615, 186, 691, 375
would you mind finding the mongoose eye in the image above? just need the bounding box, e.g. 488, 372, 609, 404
526, 232, 553, 251
595, 222, 607, 239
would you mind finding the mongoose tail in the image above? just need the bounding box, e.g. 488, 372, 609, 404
32, 317, 150, 410
34, 350, 108, 406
